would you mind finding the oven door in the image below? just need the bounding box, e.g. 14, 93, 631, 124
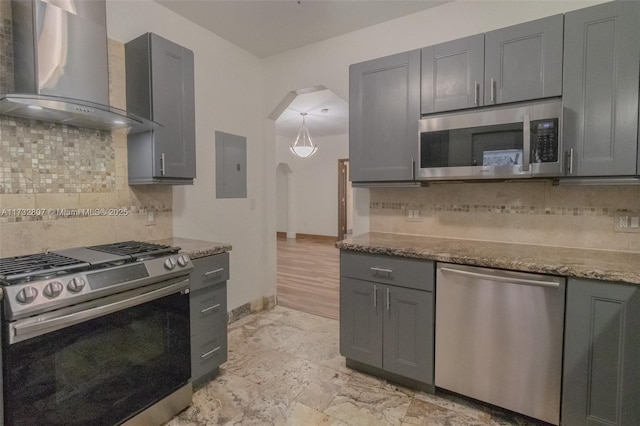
3, 277, 190, 426
418, 99, 562, 180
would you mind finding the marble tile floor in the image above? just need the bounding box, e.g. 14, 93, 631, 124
167, 306, 546, 426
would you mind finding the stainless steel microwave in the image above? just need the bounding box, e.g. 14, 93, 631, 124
418, 99, 562, 180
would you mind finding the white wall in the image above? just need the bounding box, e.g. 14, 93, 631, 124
276, 133, 349, 237
106, 0, 273, 312
262, 0, 607, 237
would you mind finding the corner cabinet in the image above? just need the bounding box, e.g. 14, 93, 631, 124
349, 50, 420, 183
339, 251, 434, 390
125, 33, 196, 184
189, 253, 229, 388
562, 278, 640, 425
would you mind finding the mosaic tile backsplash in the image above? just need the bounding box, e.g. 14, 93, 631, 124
0, 3, 173, 257
0, 117, 115, 194
370, 181, 640, 252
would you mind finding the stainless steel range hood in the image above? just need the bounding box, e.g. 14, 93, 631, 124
1, 0, 156, 133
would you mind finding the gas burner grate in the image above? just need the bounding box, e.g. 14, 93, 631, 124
87, 241, 179, 258
0, 253, 90, 283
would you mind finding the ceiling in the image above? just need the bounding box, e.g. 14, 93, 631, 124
155, 0, 448, 58
155, 1, 446, 140
275, 89, 348, 138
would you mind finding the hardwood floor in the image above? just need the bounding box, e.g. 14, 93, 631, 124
276, 237, 340, 320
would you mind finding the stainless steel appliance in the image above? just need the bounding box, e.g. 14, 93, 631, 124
418, 99, 562, 180
435, 263, 565, 425
0, 0, 154, 132
0, 241, 193, 426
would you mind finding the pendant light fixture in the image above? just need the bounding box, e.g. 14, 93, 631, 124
290, 112, 318, 158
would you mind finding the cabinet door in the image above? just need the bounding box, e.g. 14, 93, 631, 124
563, 279, 640, 426
383, 285, 433, 384
421, 35, 484, 114
563, 2, 640, 176
349, 50, 420, 182
485, 14, 563, 105
150, 34, 196, 179
340, 277, 383, 367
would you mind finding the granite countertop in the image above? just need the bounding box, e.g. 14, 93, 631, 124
153, 237, 232, 260
337, 232, 640, 285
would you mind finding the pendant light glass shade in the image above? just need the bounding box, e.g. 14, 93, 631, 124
290, 112, 318, 158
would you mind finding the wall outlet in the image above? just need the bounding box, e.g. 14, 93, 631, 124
406, 208, 422, 222
146, 211, 156, 226
615, 210, 640, 233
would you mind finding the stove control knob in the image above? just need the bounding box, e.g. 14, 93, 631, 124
44, 281, 64, 298
16, 286, 38, 304
164, 258, 177, 270
67, 277, 86, 293
177, 255, 190, 267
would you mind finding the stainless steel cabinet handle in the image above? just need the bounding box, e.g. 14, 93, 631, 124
490, 78, 496, 103
411, 158, 415, 180
373, 285, 378, 308
474, 81, 479, 106
370, 267, 393, 274
204, 268, 224, 277
522, 114, 531, 172
201, 346, 221, 359
568, 148, 574, 175
160, 153, 166, 176
200, 303, 220, 314
440, 267, 560, 288
386, 288, 390, 311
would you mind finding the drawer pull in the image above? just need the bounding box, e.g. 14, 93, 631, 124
201, 346, 221, 359
370, 267, 393, 274
204, 268, 225, 278
201, 303, 220, 314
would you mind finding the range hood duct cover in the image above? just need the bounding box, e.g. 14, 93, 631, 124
1, 0, 156, 132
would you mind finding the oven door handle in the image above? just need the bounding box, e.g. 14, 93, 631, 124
10, 278, 190, 344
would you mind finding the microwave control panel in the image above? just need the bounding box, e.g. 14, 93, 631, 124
531, 119, 558, 163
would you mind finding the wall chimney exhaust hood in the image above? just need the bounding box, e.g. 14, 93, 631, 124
0, 0, 157, 133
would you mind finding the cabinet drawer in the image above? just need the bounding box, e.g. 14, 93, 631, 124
191, 329, 227, 381
340, 251, 434, 291
190, 253, 229, 292
190, 283, 227, 336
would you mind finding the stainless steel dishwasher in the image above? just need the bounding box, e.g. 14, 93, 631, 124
435, 263, 565, 425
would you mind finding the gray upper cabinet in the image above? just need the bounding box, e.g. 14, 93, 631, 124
562, 278, 640, 425
126, 33, 196, 184
421, 35, 484, 114
484, 14, 563, 105
349, 50, 420, 182
562, 1, 640, 177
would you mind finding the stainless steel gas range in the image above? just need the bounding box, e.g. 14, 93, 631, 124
0, 241, 194, 426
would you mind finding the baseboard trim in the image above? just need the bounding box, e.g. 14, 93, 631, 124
275, 232, 338, 242
295, 233, 337, 242
227, 295, 276, 324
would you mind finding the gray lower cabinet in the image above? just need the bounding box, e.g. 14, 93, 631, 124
421, 34, 485, 114
562, 278, 640, 425
562, 1, 640, 177
349, 50, 420, 183
189, 254, 229, 388
339, 252, 434, 387
484, 14, 563, 105
125, 33, 196, 184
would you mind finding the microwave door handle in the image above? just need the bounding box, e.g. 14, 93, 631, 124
522, 113, 531, 172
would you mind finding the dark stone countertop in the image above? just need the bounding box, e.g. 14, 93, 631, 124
154, 237, 232, 260
337, 232, 640, 285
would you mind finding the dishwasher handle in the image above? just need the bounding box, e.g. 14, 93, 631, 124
440, 267, 560, 288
